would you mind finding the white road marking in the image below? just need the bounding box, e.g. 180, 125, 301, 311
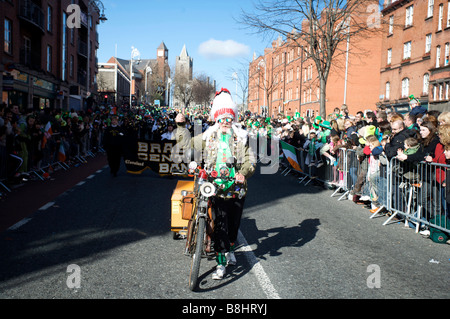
76, 181, 85, 186
237, 230, 281, 299
86, 175, 95, 179
39, 202, 55, 211
8, 218, 32, 230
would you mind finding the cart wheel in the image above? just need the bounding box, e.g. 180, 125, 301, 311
173, 232, 179, 240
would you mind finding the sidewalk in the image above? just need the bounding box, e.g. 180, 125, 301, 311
0, 154, 108, 232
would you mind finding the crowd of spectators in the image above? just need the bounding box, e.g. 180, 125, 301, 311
252, 97, 449, 242
0, 102, 193, 188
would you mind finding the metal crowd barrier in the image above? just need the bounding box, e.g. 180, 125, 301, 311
0, 136, 105, 189
382, 158, 450, 235
277, 140, 450, 238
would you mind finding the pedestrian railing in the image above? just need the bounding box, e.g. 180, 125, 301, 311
277, 140, 450, 239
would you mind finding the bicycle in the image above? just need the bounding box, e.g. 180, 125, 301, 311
172, 160, 245, 291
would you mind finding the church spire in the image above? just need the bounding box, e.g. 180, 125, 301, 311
180, 44, 189, 58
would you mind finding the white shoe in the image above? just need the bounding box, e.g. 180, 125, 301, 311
419, 229, 430, 237
226, 251, 236, 266
212, 265, 226, 280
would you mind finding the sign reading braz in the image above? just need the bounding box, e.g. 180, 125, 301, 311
124, 140, 188, 175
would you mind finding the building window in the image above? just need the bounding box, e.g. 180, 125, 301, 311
402, 78, 410, 98
425, 34, 432, 54
428, 0, 434, 18
23, 36, 31, 65
387, 48, 392, 65
405, 5, 414, 27
4, 19, 12, 54
445, 82, 449, 100
403, 41, 411, 60
386, 82, 390, 100
423, 74, 430, 95
438, 4, 444, 31
447, 2, 450, 27
433, 84, 438, 100
445, 43, 449, 66
47, 6, 52, 32
436, 45, 441, 68
47, 45, 52, 72
62, 12, 67, 81
389, 15, 394, 35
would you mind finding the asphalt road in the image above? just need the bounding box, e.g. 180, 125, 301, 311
0, 155, 449, 304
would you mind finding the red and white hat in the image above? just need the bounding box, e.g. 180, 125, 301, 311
210, 88, 238, 122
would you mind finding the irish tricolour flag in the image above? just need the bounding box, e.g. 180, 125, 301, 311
280, 141, 302, 172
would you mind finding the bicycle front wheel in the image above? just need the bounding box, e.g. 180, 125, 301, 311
188, 215, 205, 291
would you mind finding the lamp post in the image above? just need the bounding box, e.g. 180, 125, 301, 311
129, 46, 141, 108
86, 0, 107, 102
343, 18, 350, 106
258, 59, 266, 116
145, 66, 152, 103
232, 71, 238, 103
165, 77, 172, 107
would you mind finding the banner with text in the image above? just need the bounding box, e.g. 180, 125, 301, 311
123, 139, 189, 176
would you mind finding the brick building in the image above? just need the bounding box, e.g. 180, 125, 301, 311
379, 0, 450, 113
1, 0, 106, 112
248, 1, 383, 119
97, 42, 172, 106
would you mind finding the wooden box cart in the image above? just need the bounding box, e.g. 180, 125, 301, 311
171, 180, 195, 239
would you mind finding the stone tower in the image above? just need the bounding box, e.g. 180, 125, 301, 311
175, 44, 193, 80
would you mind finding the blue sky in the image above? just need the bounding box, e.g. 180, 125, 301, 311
96, 0, 275, 102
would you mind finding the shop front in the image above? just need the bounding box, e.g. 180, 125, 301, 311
2, 70, 57, 112
32, 76, 56, 110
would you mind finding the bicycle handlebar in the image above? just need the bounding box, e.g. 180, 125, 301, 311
170, 167, 245, 187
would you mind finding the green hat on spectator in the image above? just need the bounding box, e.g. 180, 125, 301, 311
358, 125, 377, 145
313, 116, 323, 129
319, 120, 332, 130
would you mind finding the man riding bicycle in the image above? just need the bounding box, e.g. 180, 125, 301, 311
176, 88, 256, 280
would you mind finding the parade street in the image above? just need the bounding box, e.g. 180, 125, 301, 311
0, 154, 449, 301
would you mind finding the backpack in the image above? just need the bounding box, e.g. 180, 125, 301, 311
429, 216, 450, 244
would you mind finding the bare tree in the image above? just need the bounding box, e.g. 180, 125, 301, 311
239, 0, 383, 117
228, 60, 250, 112
249, 56, 281, 116
173, 73, 193, 109
192, 73, 215, 109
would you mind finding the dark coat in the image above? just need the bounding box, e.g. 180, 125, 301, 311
384, 128, 410, 159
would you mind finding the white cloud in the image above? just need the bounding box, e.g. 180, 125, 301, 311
198, 39, 250, 59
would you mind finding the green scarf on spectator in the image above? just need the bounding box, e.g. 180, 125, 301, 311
404, 144, 420, 155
